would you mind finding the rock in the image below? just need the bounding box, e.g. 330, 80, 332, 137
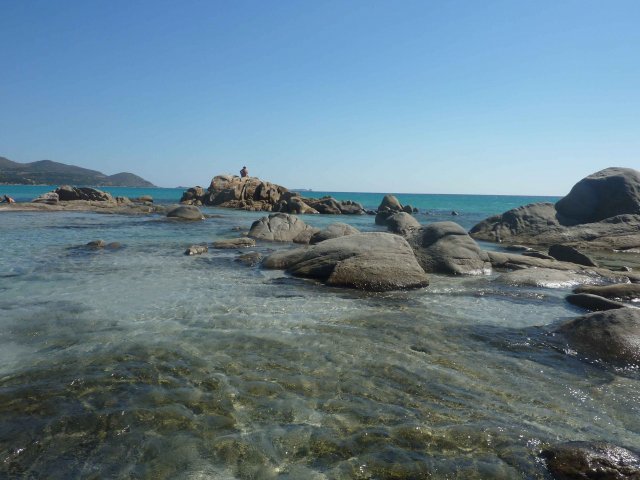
263, 232, 429, 291
522, 251, 556, 260
556, 307, 640, 366
32, 192, 59, 204
133, 195, 153, 203
407, 222, 491, 275
212, 238, 256, 249
309, 223, 360, 244
235, 252, 262, 267
166, 205, 204, 220
402, 205, 414, 214
496, 268, 594, 288
566, 293, 626, 311
303, 197, 364, 215
378, 194, 403, 212
115, 196, 131, 204
470, 168, 640, 250
574, 283, 640, 301
505, 245, 534, 252
86, 240, 106, 248
105, 242, 122, 250
180, 187, 205, 204
556, 167, 640, 223
185, 245, 208, 255
549, 244, 598, 267
248, 213, 317, 243
55, 185, 114, 202
451, 211, 459, 216
384, 212, 421, 236
285, 197, 319, 215
540, 441, 640, 480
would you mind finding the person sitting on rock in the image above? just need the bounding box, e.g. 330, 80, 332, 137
1, 195, 15, 204
240, 166, 249, 178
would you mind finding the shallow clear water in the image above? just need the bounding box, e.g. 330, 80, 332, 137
1, 198, 638, 479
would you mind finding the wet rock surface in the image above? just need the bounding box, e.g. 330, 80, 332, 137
565, 293, 626, 311
541, 441, 640, 480
212, 238, 256, 249
574, 283, 640, 301
549, 244, 598, 267
556, 307, 640, 367
166, 205, 204, 220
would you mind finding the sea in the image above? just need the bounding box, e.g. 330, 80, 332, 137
1, 185, 638, 479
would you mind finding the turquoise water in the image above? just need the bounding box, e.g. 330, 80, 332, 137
1, 188, 637, 479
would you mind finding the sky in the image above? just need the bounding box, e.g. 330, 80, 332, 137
1, 0, 638, 194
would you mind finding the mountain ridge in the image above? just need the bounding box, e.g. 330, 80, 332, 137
0, 156, 155, 187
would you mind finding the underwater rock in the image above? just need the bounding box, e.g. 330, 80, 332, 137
541, 441, 640, 479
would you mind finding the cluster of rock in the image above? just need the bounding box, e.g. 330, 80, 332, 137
30, 185, 156, 213
470, 167, 640, 251
180, 175, 366, 215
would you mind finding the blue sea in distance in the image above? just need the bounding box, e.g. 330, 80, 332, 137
2, 184, 638, 479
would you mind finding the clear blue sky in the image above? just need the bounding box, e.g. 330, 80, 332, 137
1, 0, 638, 194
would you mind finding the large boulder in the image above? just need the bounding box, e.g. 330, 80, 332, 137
555, 167, 640, 223
55, 185, 114, 202
309, 223, 359, 244
166, 205, 204, 220
385, 212, 421, 235
262, 232, 429, 291
303, 197, 365, 215
541, 441, 640, 480
407, 222, 491, 275
248, 213, 317, 243
555, 307, 640, 367
470, 168, 640, 250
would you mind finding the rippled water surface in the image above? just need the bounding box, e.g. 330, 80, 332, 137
1, 205, 638, 479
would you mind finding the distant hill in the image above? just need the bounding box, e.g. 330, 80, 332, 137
0, 156, 155, 187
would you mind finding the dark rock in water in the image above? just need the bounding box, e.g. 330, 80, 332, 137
248, 213, 318, 243
574, 283, 640, 301
549, 244, 598, 267
235, 251, 262, 266
555, 167, 640, 223
385, 212, 421, 236
263, 232, 429, 291
131, 195, 153, 203
166, 205, 204, 220
556, 307, 640, 366
212, 238, 256, 249
375, 194, 405, 226
180, 186, 205, 204
86, 239, 106, 248
185, 245, 208, 255
566, 293, 626, 311
523, 251, 555, 260
402, 204, 414, 214
55, 185, 114, 202
407, 221, 491, 275
451, 210, 459, 216
310, 223, 359, 244
540, 441, 640, 480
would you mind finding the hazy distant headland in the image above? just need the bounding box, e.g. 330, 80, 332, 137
0, 156, 154, 187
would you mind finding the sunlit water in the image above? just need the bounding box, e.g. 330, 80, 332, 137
1, 194, 638, 479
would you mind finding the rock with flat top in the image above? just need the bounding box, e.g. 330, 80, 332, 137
248, 213, 317, 243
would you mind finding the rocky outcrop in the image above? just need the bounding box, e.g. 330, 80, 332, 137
248, 213, 318, 243
574, 283, 640, 301
180, 175, 365, 214
555, 307, 640, 367
309, 223, 359, 244
470, 168, 640, 250
556, 167, 640, 223
548, 244, 598, 267
32, 192, 59, 204
407, 222, 491, 275
166, 205, 204, 220
263, 232, 429, 291
375, 194, 405, 225
541, 441, 640, 479
55, 185, 114, 202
